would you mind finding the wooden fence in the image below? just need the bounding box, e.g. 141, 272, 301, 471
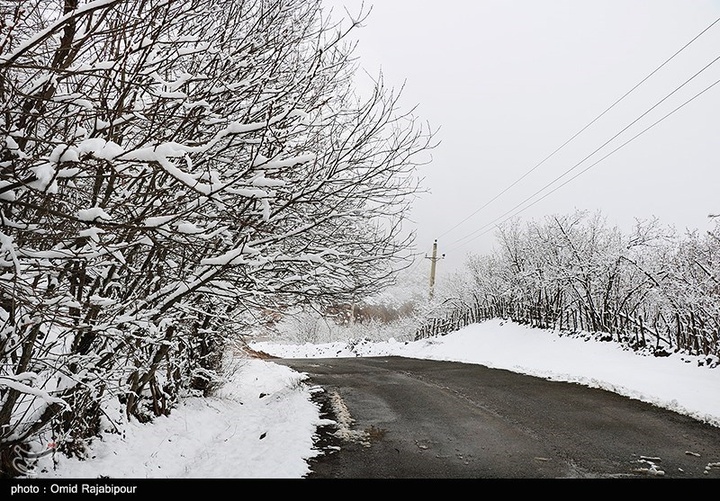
414, 300, 719, 359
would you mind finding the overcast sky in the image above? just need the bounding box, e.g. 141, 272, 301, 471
324, 1, 720, 278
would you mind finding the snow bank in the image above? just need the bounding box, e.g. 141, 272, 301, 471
252, 318, 720, 427
36, 359, 325, 478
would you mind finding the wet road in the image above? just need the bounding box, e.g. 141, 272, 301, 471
275, 356, 720, 479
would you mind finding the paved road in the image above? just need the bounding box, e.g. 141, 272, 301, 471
274, 356, 720, 479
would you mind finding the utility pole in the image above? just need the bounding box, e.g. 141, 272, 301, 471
425, 239, 445, 299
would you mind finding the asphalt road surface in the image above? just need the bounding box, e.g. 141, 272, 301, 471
274, 356, 720, 479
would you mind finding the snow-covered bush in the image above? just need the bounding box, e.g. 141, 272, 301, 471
0, 0, 433, 475
427, 210, 720, 359
270, 300, 422, 345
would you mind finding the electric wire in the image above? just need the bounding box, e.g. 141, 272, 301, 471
436, 15, 720, 243
445, 50, 720, 249
444, 75, 720, 253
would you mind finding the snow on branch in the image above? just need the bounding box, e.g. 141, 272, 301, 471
0, 375, 70, 410
0, 0, 124, 65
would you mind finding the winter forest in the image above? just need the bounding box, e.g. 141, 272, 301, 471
2, 0, 720, 479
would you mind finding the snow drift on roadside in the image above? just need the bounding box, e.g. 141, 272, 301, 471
35, 359, 325, 478
252, 318, 720, 427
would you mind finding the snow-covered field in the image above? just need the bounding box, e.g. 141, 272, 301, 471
31, 318, 720, 478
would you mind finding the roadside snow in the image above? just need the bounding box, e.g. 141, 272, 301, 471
31, 318, 720, 478
35, 359, 325, 478
254, 319, 720, 428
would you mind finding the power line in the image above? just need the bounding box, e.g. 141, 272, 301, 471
437, 15, 720, 242
445, 75, 720, 253
448, 50, 720, 249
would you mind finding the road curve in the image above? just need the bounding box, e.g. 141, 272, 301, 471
274, 356, 720, 479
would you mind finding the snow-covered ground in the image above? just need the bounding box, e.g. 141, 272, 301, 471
31, 318, 720, 478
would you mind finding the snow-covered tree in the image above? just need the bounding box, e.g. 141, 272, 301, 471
0, 0, 433, 474
425, 210, 720, 361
